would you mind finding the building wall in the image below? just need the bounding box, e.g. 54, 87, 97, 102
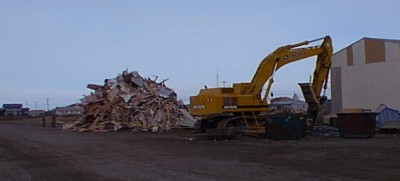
291, 101, 308, 112
352, 39, 366, 66
5, 108, 22, 116
331, 38, 400, 112
331, 67, 342, 112
56, 109, 82, 116
385, 42, 400, 61
55, 107, 83, 116
29, 110, 45, 117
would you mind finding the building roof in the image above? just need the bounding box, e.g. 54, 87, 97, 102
3, 104, 23, 109
364, 37, 400, 44
270, 97, 293, 103
375, 104, 400, 113
65, 103, 83, 107
29, 110, 45, 112
270, 100, 307, 106
55, 105, 83, 112
335, 37, 400, 54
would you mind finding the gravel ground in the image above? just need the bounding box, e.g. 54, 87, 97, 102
0, 117, 399, 181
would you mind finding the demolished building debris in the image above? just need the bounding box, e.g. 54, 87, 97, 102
64, 70, 196, 132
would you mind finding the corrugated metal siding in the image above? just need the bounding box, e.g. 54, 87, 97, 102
385, 42, 400, 62
340, 61, 400, 111
331, 67, 342, 113
352, 40, 366, 66
332, 49, 347, 68
347, 46, 353, 66
365, 38, 385, 64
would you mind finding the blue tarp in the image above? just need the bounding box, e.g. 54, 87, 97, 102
375, 104, 400, 127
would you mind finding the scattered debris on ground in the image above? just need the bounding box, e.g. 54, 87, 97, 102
311, 125, 339, 137
64, 70, 196, 132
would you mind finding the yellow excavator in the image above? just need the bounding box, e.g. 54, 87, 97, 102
190, 36, 333, 134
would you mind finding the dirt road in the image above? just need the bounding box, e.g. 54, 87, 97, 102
0, 118, 399, 181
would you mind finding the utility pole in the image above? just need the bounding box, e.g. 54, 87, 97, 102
35, 101, 38, 110
221, 80, 228, 87
216, 68, 219, 87
46, 98, 49, 111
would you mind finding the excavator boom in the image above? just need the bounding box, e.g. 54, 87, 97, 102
241, 36, 332, 98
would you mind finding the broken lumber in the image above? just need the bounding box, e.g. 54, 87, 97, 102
65, 69, 195, 132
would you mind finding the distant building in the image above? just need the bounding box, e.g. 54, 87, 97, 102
269, 93, 308, 113
2, 104, 29, 116
331, 37, 400, 113
55, 103, 83, 116
0, 108, 4, 116
28, 110, 45, 117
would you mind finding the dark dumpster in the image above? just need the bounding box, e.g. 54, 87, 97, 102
337, 112, 377, 138
266, 114, 306, 140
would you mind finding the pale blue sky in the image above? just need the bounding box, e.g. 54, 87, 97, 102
1, 0, 399, 110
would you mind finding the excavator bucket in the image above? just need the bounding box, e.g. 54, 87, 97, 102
298, 83, 320, 107
298, 82, 326, 126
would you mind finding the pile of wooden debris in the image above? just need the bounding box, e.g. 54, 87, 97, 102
64, 70, 196, 132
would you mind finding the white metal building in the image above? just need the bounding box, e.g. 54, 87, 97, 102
269, 94, 308, 113
331, 37, 400, 113
55, 104, 83, 116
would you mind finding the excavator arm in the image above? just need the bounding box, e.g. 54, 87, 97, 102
238, 36, 333, 103
310, 37, 332, 98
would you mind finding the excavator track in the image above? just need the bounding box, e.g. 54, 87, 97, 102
193, 114, 232, 133
195, 114, 266, 140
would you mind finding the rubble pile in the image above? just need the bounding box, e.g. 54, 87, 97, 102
64, 70, 196, 132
